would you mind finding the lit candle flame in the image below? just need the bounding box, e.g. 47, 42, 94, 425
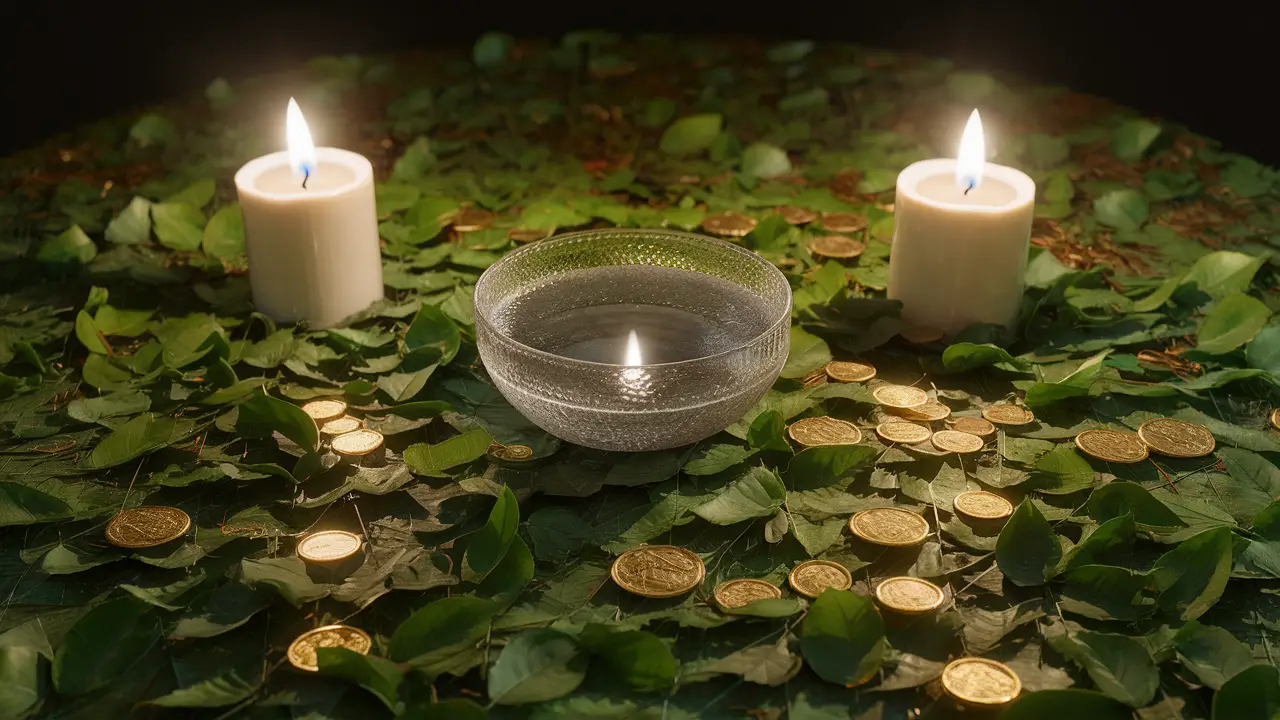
286, 98, 317, 182
624, 330, 643, 366
955, 109, 985, 193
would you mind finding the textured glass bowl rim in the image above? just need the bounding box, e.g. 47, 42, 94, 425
474, 228, 793, 369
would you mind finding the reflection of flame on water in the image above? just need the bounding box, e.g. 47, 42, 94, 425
620, 329, 651, 399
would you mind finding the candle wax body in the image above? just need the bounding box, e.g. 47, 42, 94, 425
234, 147, 384, 328
888, 159, 1035, 335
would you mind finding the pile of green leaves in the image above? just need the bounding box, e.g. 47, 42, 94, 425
2, 31, 1279, 720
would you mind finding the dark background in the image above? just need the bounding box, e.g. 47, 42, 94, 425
1, 0, 1274, 163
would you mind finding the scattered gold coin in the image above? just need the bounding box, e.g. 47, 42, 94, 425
899, 326, 945, 344
982, 404, 1035, 426
890, 400, 952, 422
874, 576, 945, 615
1272, 408, 1280, 430
105, 506, 191, 549
320, 417, 364, 437
1137, 418, 1216, 458
825, 360, 876, 383
287, 625, 373, 672
788, 416, 863, 446
849, 507, 930, 547
941, 657, 1022, 706
508, 227, 553, 243
876, 421, 933, 445
488, 443, 534, 461
332, 429, 386, 465
820, 211, 867, 233
932, 430, 986, 454
297, 530, 363, 563
800, 367, 829, 388
788, 559, 853, 598
872, 385, 929, 409
300, 399, 347, 423
452, 207, 495, 232
701, 212, 758, 238
611, 545, 705, 598
713, 578, 783, 610
953, 491, 1014, 520
775, 205, 818, 225
949, 416, 996, 437
1075, 428, 1149, 463
808, 235, 865, 259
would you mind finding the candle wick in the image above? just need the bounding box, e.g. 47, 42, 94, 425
964, 179, 975, 196
302, 167, 310, 190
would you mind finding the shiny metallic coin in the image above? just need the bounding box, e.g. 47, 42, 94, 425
788, 559, 853, 598
949, 416, 997, 437
105, 506, 191, 549
1075, 428, 1149, 463
320, 417, 364, 437
452, 207, 495, 232
874, 576, 945, 615
899, 326, 945, 344
825, 360, 876, 383
300, 399, 347, 423
1137, 418, 1216, 458
953, 491, 1014, 520
287, 625, 372, 672
775, 205, 818, 225
713, 578, 782, 610
875, 421, 933, 445
820, 211, 867, 233
890, 400, 952, 422
941, 657, 1022, 706
931, 430, 986, 454
297, 530, 363, 563
1272, 408, 1280, 430
701, 212, 758, 238
872, 385, 929, 409
489, 443, 534, 461
508, 227, 553, 243
611, 545, 705, 598
849, 507, 930, 547
788, 416, 863, 446
982, 404, 1035, 426
808, 235, 865, 259
331, 429, 384, 456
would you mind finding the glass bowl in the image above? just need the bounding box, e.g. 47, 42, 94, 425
474, 228, 792, 452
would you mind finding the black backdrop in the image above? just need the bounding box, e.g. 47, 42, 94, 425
1, 0, 1275, 163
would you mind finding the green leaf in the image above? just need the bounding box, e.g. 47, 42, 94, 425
1197, 292, 1272, 354
1002, 689, 1133, 720
741, 143, 792, 178
401, 699, 488, 720
205, 77, 235, 111
1093, 189, 1148, 231
941, 342, 1029, 372
37, 224, 97, 264
316, 648, 403, 711
659, 114, 723, 155
0, 482, 73, 526
67, 389, 151, 425
778, 87, 829, 112
747, 410, 791, 452
239, 556, 331, 606
693, 467, 786, 524
473, 31, 514, 68
166, 179, 216, 209
146, 675, 256, 708
579, 625, 677, 693
151, 202, 206, 251
1047, 628, 1158, 707
1174, 621, 1257, 690
765, 39, 814, 63
202, 204, 245, 259
996, 500, 1061, 587
1151, 527, 1232, 620
75, 310, 109, 354
465, 486, 520, 577
130, 113, 176, 147
240, 330, 296, 369
1086, 482, 1185, 530
234, 391, 318, 452
0, 644, 46, 719
799, 590, 885, 686
1031, 444, 1095, 495
94, 305, 154, 336
84, 413, 188, 469
683, 443, 757, 476
1111, 119, 1162, 163
1060, 564, 1156, 621
104, 197, 153, 245
1246, 324, 1280, 374
1060, 513, 1134, 572
389, 596, 495, 667
1137, 250, 1268, 310
780, 327, 831, 379
787, 445, 877, 486
404, 429, 493, 477
405, 303, 461, 364
791, 515, 848, 556
52, 597, 159, 695
393, 137, 437, 181
488, 628, 588, 705
1212, 664, 1280, 720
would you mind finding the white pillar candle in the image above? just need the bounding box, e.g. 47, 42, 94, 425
234, 99, 383, 328
888, 110, 1035, 336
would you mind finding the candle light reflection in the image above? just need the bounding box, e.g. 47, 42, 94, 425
620, 329, 651, 398
955, 109, 985, 193
286, 98, 318, 183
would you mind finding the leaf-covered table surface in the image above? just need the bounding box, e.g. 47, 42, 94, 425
2, 32, 1279, 719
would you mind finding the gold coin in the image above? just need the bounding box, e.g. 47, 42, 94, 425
953, 491, 1014, 520
775, 205, 818, 225
982, 404, 1035, 426
508, 227, 553, 243
941, 657, 1022, 706
287, 625, 373, 672
713, 579, 782, 610
949, 416, 996, 437
890, 400, 952, 422
701, 212, 757, 238
825, 360, 876, 383
1137, 418, 1216, 458
874, 576, 945, 615
801, 367, 829, 388
872, 385, 929, 409
452, 207, 495, 232
1271, 408, 1280, 430
932, 430, 986, 454
105, 506, 192, 549
820, 211, 867, 233
489, 443, 534, 461
788, 559, 853, 598
899, 326, 945, 344
788, 416, 863, 447
875, 421, 933, 445
331, 429, 384, 456
849, 507, 930, 547
1075, 428, 1149, 463
611, 545, 705, 598
297, 530, 363, 563
320, 417, 364, 437
808, 235, 865, 259
300, 399, 347, 423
